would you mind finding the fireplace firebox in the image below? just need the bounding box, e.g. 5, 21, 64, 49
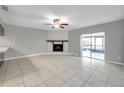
53, 44, 63, 52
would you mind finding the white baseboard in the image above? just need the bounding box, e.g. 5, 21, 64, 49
106, 60, 124, 66
69, 53, 79, 56
4, 52, 72, 61
5, 53, 44, 61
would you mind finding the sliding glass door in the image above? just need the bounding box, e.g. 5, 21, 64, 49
80, 32, 105, 60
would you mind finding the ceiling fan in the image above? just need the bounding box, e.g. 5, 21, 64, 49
44, 18, 69, 29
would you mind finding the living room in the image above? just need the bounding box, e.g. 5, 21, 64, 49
0, 5, 124, 87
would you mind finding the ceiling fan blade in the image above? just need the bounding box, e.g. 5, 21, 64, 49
59, 25, 64, 29
60, 23, 69, 26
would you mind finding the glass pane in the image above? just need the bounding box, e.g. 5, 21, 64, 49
103, 37, 105, 46
96, 46, 103, 52
91, 37, 95, 45
92, 46, 104, 60
83, 46, 91, 57
83, 38, 91, 45
96, 37, 102, 45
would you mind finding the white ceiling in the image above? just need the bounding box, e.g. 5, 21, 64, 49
1, 5, 124, 31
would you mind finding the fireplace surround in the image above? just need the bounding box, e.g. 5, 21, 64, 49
47, 40, 68, 52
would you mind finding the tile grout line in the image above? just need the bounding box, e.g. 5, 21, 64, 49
40, 65, 70, 83
1, 62, 9, 87
36, 72, 49, 87
46, 65, 99, 87
34, 60, 102, 87
17, 60, 50, 87
19, 61, 47, 87
81, 65, 100, 87
38, 66, 82, 87
31, 63, 49, 87
105, 67, 111, 87
59, 68, 84, 86
18, 62, 26, 87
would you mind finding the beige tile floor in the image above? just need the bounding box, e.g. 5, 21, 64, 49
0, 55, 124, 87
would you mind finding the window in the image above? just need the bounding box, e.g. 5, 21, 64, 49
80, 32, 105, 60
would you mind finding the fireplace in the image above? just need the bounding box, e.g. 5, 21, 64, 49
47, 40, 68, 52
53, 44, 63, 52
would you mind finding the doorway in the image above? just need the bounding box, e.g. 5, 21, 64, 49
80, 32, 105, 60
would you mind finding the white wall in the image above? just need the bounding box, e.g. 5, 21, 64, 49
4, 24, 48, 59
48, 31, 68, 52
48, 31, 68, 40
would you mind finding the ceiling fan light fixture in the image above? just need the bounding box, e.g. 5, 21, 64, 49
44, 18, 69, 29
54, 24, 59, 28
